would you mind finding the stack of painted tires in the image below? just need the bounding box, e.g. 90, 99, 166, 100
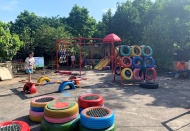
0, 121, 30, 131
29, 96, 56, 122
80, 107, 116, 131
78, 94, 104, 113
41, 101, 79, 131
115, 45, 157, 81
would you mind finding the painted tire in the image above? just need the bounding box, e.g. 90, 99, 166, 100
119, 45, 131, 56
58, 81, 75, 92
121, 68, 133, 80
78, 94, 104, 109
37, 76, 51, 84
23, 83, 36, 94
44, 102, 79, 118
141, 45, 153, 57
145, 68, 157, 80
44, 113, 78, 124
30, 96, 56, 108
29, 115, 43, 123
120, 57, 132, 68
132, 56, 142, 68
145, 57, 155, 68
79, 104, 105, 113
0, 121, 30, 131
79, 123, 116, 131
140, 82, 159, 89
133, 68, 144, 81
80, 107, 114, 130
30, 106, 44, 112
41, 115, 80, 131
131, 45, 142, 56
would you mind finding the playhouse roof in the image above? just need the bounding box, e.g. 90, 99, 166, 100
103, 33, 121, 42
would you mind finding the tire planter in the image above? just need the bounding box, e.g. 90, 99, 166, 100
131, 46, 142, 56
0, 121, 30, 131
58, 81, 75, 92
30, 106, 44, 112
120, 57, 132, 68
145, 57, 155, 68
79, 123, 116, 131
37, 76, 51, 84
119, 45, 131, 56
132, 56, 143, 68
141, 45, 153, 57
80, 107, 114, 130
133, 68, 144, 81
145, 68, 157, 80
44, 102, 79, 118
78, 94, 104, 109
139, 82, 159, 89
41, 115, 80, 131
30, 96, 56, 108
29, 110, 44, 122
121, 68, 133, 80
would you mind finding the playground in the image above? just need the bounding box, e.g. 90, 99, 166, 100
1, 69, 190, 131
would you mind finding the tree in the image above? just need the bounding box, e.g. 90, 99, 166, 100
0, 21, 23, 61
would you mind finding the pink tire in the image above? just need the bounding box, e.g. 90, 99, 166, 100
133, 69, 144, 81
29, 110, 44, 117
30, 96, 57, 108
44, 113, 78, 124
145, 68, 157, 80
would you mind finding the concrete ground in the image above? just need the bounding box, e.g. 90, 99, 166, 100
0, 70, 190, 131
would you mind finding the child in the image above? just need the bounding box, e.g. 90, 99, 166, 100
70, 53, 76, 68
139, 56, 147, 82
25, 51, 35, 82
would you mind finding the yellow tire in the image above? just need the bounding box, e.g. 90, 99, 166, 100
131, 45, 142, 56
44, 102, 79, 118
121, 68, 133, 80
37, 76, 51, 84
29, 115, 43, 123
30, 96, 57, 108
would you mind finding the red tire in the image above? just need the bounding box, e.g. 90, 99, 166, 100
120, 57, 132, 68
145, 68, 157, 80
78, 94, 104, 109
0, 121, 30, 131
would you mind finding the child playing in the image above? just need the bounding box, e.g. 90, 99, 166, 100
139, 56, 147, 82
25, 51, 35, 82
70, 53, 76, 68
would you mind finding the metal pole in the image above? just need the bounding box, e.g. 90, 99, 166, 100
79, 38, 82, 76
56, 42, 58, 71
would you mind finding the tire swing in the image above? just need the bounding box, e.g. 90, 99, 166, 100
131, 45, 142, 56
120, 57, 132, 68
145, 57, 155, 68
141, 45, 153, 57
80, 107, 115, 130
132, 56, 143, 68
58, 81, 75, 92
121, 68, 133, 80
37, 76, 51, 84
133, 68, 144, 81
119, 45, 131, 56
0, 121, 30, 131
145, 68, 157, 80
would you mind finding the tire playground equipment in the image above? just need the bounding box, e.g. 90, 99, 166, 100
0, 121, 30, 131
42, 101, 79, 131
58, 81, 75, 92
29, 96, 56, 123
80, 107, 115, 130
113, 45, 157, 86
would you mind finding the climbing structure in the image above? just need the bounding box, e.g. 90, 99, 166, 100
113, 45, 157, 85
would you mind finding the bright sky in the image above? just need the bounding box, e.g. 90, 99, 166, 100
0, 0, 130, 22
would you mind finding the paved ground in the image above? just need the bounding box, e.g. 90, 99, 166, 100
0, 70, 190, 131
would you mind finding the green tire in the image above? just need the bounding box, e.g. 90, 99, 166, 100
79, 123, 116, 131
41, 115, 80, 131
119, 45, 131, 56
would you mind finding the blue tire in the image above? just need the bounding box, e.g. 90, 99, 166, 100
80, 107, 114, 130
58, 81, 75, 92
79, 104, 104, 113
132, 56, 142, 68
119, 45, 131, 56
145, 57, 155, 68
30, 106, 44, 112
142, 45, 153, 57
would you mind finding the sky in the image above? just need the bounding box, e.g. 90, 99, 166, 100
0, 0, 131, 22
